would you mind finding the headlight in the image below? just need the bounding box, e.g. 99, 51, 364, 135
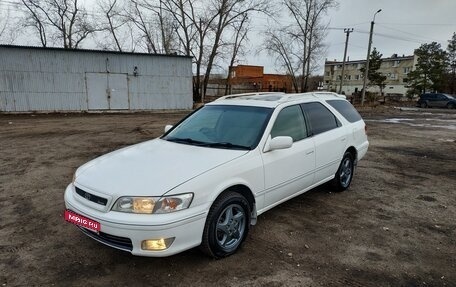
112, 193, 193, 214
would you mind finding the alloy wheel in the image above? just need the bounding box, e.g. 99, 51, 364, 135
340, 157, 353, 188
216, 204, 246, 251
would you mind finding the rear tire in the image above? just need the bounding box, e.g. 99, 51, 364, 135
200, 191, 250, 258
332, 152, 354, 192
420, 102, 428, 108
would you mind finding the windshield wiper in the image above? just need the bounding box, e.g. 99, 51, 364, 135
204, 142, 251, 150
166, 137, 250, 150
166, 137, 208, 146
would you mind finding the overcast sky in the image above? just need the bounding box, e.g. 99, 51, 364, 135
250, 0, 456, 75
1, 0, 455, 76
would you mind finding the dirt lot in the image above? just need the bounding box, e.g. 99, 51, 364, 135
1, 106, 455, 287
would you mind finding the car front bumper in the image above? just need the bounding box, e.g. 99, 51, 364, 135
64, 184, 207, 257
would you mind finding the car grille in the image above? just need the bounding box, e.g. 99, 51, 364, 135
78, 226, 133, 252
75, 186, 108, 206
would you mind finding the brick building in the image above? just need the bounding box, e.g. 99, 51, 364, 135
228, 65, 293, 93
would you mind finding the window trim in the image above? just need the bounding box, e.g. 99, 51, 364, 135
269, 104, 309, 143
326, 99, 362, 123
300, 102, 341, 137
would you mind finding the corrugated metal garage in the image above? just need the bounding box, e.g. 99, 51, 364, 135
0, 45, 193, 112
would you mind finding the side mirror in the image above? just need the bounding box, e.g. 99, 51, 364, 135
164, 125, 173, 133
269, 136, 293, 151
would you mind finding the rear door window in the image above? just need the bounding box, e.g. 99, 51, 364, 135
301, 102, 340, 136
326, 100, 362, 123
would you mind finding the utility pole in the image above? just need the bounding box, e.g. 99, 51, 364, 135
339, 28, 354, 94
361, 9, 382, 106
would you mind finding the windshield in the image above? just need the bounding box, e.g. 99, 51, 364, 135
163, 105, 273, 150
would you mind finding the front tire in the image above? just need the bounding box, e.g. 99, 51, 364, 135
447, 102, 455, 109
332, 152, 354, 192
200, 191, 250, 258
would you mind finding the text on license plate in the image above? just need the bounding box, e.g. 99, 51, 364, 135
64, 210, 101, 232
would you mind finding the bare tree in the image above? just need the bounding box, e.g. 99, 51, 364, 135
124, 0, 178, 54
126, 0, 157, 53
225, 13, 250, 95
97, 0, 126, 51
160, 0, 195, 56
21, 0, 48, 46
264, 27, 301, 92
201, 0, 271, 101
162, 0, 271, 101
0, 8, 6, 39
161, 0, 218, 100
156, 0, 177, 54
21, 0, 95, 48
191, 5, 217, 101
0, 4, 18, 44
448, 32, 456, 94
265, 0, 337, 92
301, 0, 335, 90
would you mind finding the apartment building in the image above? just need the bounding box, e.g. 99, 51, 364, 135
323, 54, 416, 97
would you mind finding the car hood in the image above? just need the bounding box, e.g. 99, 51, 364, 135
74, 139, 248, 197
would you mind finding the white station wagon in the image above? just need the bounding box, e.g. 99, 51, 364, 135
64, 92, 369, 258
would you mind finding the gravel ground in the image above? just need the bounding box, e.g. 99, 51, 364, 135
0, 106, 455, 287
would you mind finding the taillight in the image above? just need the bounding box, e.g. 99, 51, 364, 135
364, 124, 367, 134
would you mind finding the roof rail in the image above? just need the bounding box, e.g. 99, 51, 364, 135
312, 92, 346, 99
216, 92, 285, 101
276, 93, 310, 103
276, 92, 346, 103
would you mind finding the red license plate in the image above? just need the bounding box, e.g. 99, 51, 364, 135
64, 210, 101, 232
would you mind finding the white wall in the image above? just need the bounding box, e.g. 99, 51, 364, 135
0, 46, 193, 112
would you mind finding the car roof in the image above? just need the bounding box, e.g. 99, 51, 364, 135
208, 92, 347, 108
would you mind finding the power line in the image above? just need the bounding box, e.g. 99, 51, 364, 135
353, 29, 427, 44
333, 41, 346, 45
348, 43, 366, 50
329, 21, 370, 29
376, 23, 443, 43
373, 32, 430, 44
377, 22, 456, 27
330, 27, 430, 44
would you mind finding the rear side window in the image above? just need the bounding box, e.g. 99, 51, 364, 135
326, 100, 362, 123
301, 102, 339, 135
421, 94, 432, 100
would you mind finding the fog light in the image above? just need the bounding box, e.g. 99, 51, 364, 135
141, 238, 175, 251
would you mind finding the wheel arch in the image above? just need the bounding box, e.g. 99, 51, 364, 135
346, 146, 358, 165
212, 184, 257, 225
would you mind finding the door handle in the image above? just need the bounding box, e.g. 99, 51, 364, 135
306, 150, 314, 155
